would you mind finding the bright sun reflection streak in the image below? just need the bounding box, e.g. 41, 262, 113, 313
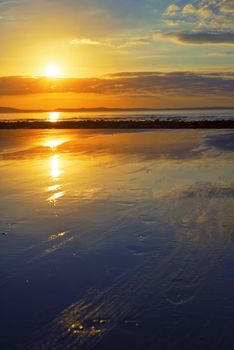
48, 112, 60, 123
45, 139, 66, 149
50, 155, 61, 179
47, 155, 65, 203
48, 184, 61, 192
48, 191, 65, 203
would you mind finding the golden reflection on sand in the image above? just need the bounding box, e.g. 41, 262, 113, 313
48, 231, 67, 241
50, 155, 62, 179
45, 139, 66, 149
46, 151, 65, 203
42, 136, 69, 204
47, 184, 61, 192
48, 191, 65, 203
68, 321, 106, 336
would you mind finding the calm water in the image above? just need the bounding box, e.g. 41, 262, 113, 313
0, 129, 234, 349
1, 108, 234, 122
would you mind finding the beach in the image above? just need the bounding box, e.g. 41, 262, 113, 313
1, 129, 234, 349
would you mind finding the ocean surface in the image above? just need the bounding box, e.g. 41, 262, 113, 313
0, 108, 234, 123
0, 129, 234, 349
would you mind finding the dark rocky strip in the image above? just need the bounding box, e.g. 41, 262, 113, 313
0, 119, 234, 129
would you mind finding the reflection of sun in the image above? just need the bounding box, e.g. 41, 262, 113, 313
46, 155, 65, 204
48, 184, 61, 192
48, 191, 65, 203
50, 155, 61, 179
44, 139, 66, 149
46, 64, 61, 77
48, 112, 60, 123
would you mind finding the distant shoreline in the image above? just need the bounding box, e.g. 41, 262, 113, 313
1, 120, 234, 129
1, 106, 234, 114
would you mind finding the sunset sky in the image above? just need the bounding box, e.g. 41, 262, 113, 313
0, 0, 234, 109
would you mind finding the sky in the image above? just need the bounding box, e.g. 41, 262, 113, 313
0, 0, 234, 109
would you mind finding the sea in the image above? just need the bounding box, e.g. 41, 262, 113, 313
0, 108, 234, 123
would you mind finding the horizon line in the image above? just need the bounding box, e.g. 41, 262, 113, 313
1, 106, 234, 113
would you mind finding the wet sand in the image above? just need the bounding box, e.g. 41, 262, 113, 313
0, 129, 234, 349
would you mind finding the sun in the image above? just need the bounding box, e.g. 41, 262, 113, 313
48, 112, 60, 122
46, 64, 61, 77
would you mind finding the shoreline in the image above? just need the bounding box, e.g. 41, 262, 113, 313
0, 119, 234, 129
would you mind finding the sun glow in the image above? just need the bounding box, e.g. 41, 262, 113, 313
46, 64, 61, 77
48, 112, 60, 122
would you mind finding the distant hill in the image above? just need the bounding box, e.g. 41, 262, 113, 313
0, 107, 45, 113
0, 106, 234, 113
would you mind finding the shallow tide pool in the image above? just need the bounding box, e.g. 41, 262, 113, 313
0, 129, 234, 350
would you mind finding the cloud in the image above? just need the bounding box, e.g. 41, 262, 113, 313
182, 4, 214, 18
69, 36, 152, 49
220, 0, 234, 13
208, 50, 234, 56
164, 4, 180, 16
182, 4, 196, 15
163, 1, 234, 30
157, 31, 234, 45
0, 71, 233, 97
163, 19, 181, 27
70, 38, 101, 46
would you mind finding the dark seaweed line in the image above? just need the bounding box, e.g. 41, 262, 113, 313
0, 119, 234, 129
